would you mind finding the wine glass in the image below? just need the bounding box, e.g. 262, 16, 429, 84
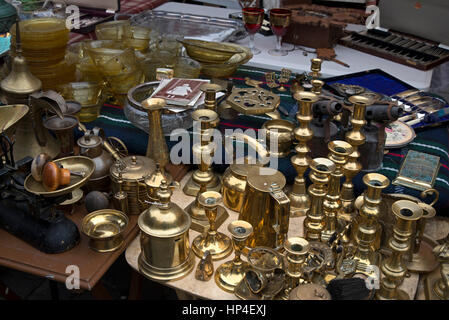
242, 7, 265, 55
268, 8, 292, 56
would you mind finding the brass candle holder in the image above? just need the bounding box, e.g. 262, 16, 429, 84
309, 58, 322, 79
192, 191, 232, 261
215, 220, 253, 293
340, 95, 371, 218
321, 141, 353, 243
200, 83, 222, 111
311, 80, 324, 95
183, 109, 221, 196
283, 237, 309, 297
141, 98, 170, 170
288, 91, 318, 217
352, 173, 389, 271
304, 158, 336, 241
376, 200, 423, 300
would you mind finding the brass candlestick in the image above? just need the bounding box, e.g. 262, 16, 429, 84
283, 237, 309, 297
376, 200, 423, 300
215, 220, 253, 293
311, 80, 324, 95
288, 91, 318, 217
309, 58, 322, 79
340, 95, 371, 218
321, 141, 353, 243
183, 109, 221, 196
200, 83, 222, 111
141, 98, 170, 170
304, 158, 336, 241
192, 191, 232, 261
352, 173, 389, 271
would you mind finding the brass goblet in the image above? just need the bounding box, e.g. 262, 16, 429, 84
192, 191, 233, 260
215, 220, 253, 293
242, 7, 265, 55
268, 8, 292, 57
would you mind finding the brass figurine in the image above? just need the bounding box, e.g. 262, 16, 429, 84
288, 91, 319, 217
321, 141, 353, 243
352, 173, 389, 271
200, 83, 222, 111
304, 158, 336, 241
376, 200, 423, 300
195, 251, 214, 281
340, 95, 371, 218
215, 220, 253, 292
192, 191, 232, 260
141, 98, 170, 170
183, 109, 221, 196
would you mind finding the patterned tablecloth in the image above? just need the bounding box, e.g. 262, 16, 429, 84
79, 65, 449, 214
68, 0, 169, 44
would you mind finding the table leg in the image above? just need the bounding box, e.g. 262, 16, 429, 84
91, 281, 113, 300
128, 269, 143, 300
0, 281, 21, 300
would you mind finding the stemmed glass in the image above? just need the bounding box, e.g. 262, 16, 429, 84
242, 7, 265, 55
268, 8, 292, 56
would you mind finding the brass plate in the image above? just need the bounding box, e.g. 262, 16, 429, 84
24, 156, 95, 197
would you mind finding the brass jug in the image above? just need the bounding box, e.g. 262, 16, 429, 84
239, 166, 290, 251
138, 181, 194, 281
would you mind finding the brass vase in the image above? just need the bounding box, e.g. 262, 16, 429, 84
215, 220, 253, 293
303, 158, 336, 241
321, 141, 353, 242
376, 200, 423, 300
288, 91, 318, 217
191, 191, 232, 261
352, 173, 389, 271
340, 95, 371, 219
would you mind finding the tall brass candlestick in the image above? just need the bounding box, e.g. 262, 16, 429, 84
141, 98, 169, 170
321, 141, 353, 243
304, 158, 336, 241
352, 173, 389, 270
288, 91, 318, 217
183, 109, 221, 196
200, 83, 222, 111
376, 200, 422, 300
340, 95, 371, 218
283, 237, 309, 298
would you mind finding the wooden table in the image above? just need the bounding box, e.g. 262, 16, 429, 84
0, 205, 139, 293
125, 172, 420, 300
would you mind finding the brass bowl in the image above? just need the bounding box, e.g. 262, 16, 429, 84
261, 119, 295, 158
200, 43, 252, 78
179, 39, 244, 64
81, 209, 129, 252
24, 156, 95, 197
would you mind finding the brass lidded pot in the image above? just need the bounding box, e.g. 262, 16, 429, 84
138, 181, 194, 281
110, 155, 156, 215
78, 133, 114, 191
142, 163, 173, 201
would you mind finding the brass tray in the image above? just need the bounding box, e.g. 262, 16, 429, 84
24, 156, 95, 197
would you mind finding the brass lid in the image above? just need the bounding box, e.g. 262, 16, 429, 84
110, 155, 156, 181
138, 182, 191, 238
144, 164, 173, 188
290, 284, 331, 300
77, 134, 102, 149
245, 167, 286, 192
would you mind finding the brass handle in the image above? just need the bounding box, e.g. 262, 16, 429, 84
224, 132, 270, 164
420, 188, 439, 207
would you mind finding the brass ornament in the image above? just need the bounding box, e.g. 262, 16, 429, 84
215, 220, 253, 292
226, 87, 280, 116
304, 158, 336, 242
288, 91, 318, 217
191, 191, 232, 261
321, 141, 353, 243
376, 200, 423, 300
340, 95, 371, 218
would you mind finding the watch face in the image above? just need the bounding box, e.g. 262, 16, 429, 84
385, 121, 416, 148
